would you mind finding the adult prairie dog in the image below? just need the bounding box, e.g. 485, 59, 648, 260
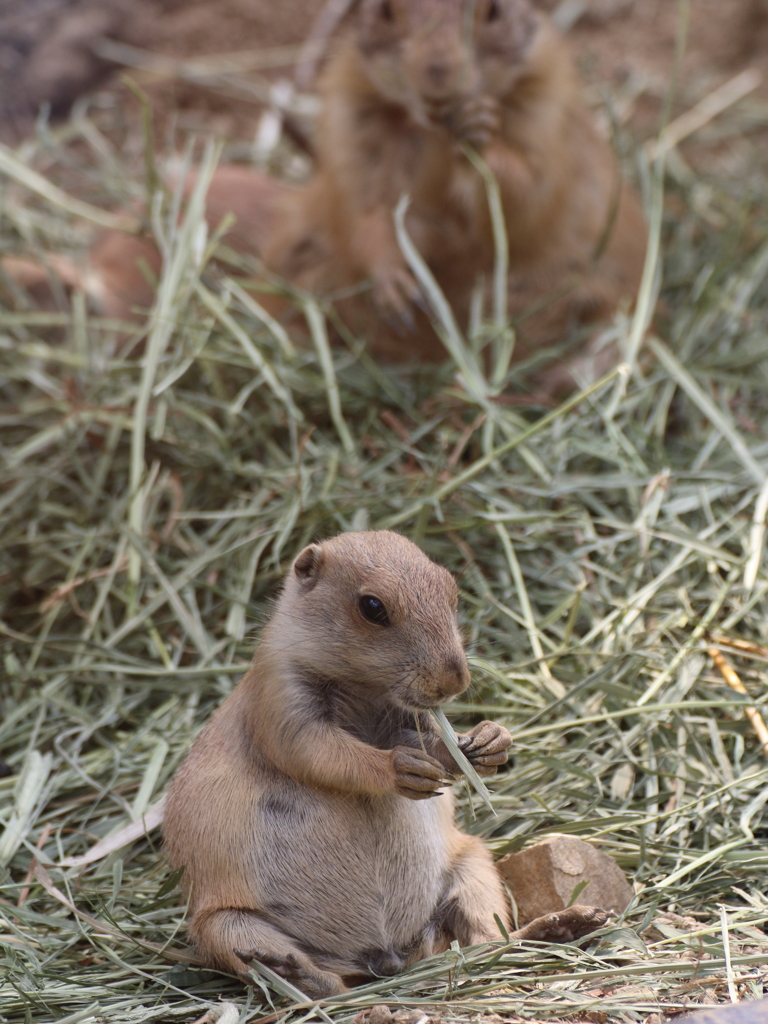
267, 0, 647, 369
17, 0, 646, 389
164, 530, 607, 995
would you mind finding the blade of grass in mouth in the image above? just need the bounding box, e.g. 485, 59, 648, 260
430, 706, 497, 816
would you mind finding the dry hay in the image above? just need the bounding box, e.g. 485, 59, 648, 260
3, 17, 768, 1024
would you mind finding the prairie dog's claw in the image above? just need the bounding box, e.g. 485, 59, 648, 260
235, 947, 300, 976
458, 721, 512, 775
391, 745, 452, 799
373, 266, 423, 331
510, 905, 612, 944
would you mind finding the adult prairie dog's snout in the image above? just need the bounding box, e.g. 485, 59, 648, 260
357, 0, 538, 128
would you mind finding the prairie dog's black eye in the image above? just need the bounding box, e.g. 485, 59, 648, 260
487, 0, 501, 20
379, 0, 394, 21
359, 595, 390, 625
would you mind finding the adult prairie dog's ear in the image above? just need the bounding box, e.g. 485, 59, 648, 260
293, 543, 324, 585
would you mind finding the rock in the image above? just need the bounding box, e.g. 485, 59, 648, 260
366, 1007, 393, 1024
353, 1008, 442, 1024
496, 834, 633, 926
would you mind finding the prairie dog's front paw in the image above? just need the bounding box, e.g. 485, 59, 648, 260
391, 746, 451, 800
372, 265, 424, 331
458, 721, 512, 776
429, 94, 501, 149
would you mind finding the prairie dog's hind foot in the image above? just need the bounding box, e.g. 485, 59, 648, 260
510, 905, 611, 944
190, 907, 348, 998
236, 946, 348, 998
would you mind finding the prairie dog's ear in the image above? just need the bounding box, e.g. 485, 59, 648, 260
293, 543, 324, 585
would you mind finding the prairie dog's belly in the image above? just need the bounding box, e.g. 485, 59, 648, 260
251, 782, 453, 957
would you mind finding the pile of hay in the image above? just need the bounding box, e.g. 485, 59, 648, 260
2, 83, 768, 1024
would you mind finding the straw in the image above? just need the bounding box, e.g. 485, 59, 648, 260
4, 37, 768, 1024
429, 707, 496, 814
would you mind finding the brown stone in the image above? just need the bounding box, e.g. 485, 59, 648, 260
353, 1009, 443, 1024
496, 834, 633, 926
366, 1007, 394, 1024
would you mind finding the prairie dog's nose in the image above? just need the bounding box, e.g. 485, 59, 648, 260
426, 60, 452, 88
368, 949, 405, 977
416, 32, 466, 97
443, 652, 471, 695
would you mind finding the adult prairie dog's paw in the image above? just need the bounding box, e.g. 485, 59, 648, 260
390, 746, 452, 800
372, 265, 424, 332
458, 721, 512, 776
428, 94, 501, 149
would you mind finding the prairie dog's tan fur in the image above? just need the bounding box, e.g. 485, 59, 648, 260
164, 531, 608, 996
164, 531, 510, 994
266, 0, 647, 367
27, 0, 647, 387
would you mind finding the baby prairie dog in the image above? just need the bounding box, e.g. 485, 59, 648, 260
164, 530, 607, 996
268, 0, 647, 365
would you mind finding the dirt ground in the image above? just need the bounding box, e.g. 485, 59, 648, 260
2, 0, 767, 154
